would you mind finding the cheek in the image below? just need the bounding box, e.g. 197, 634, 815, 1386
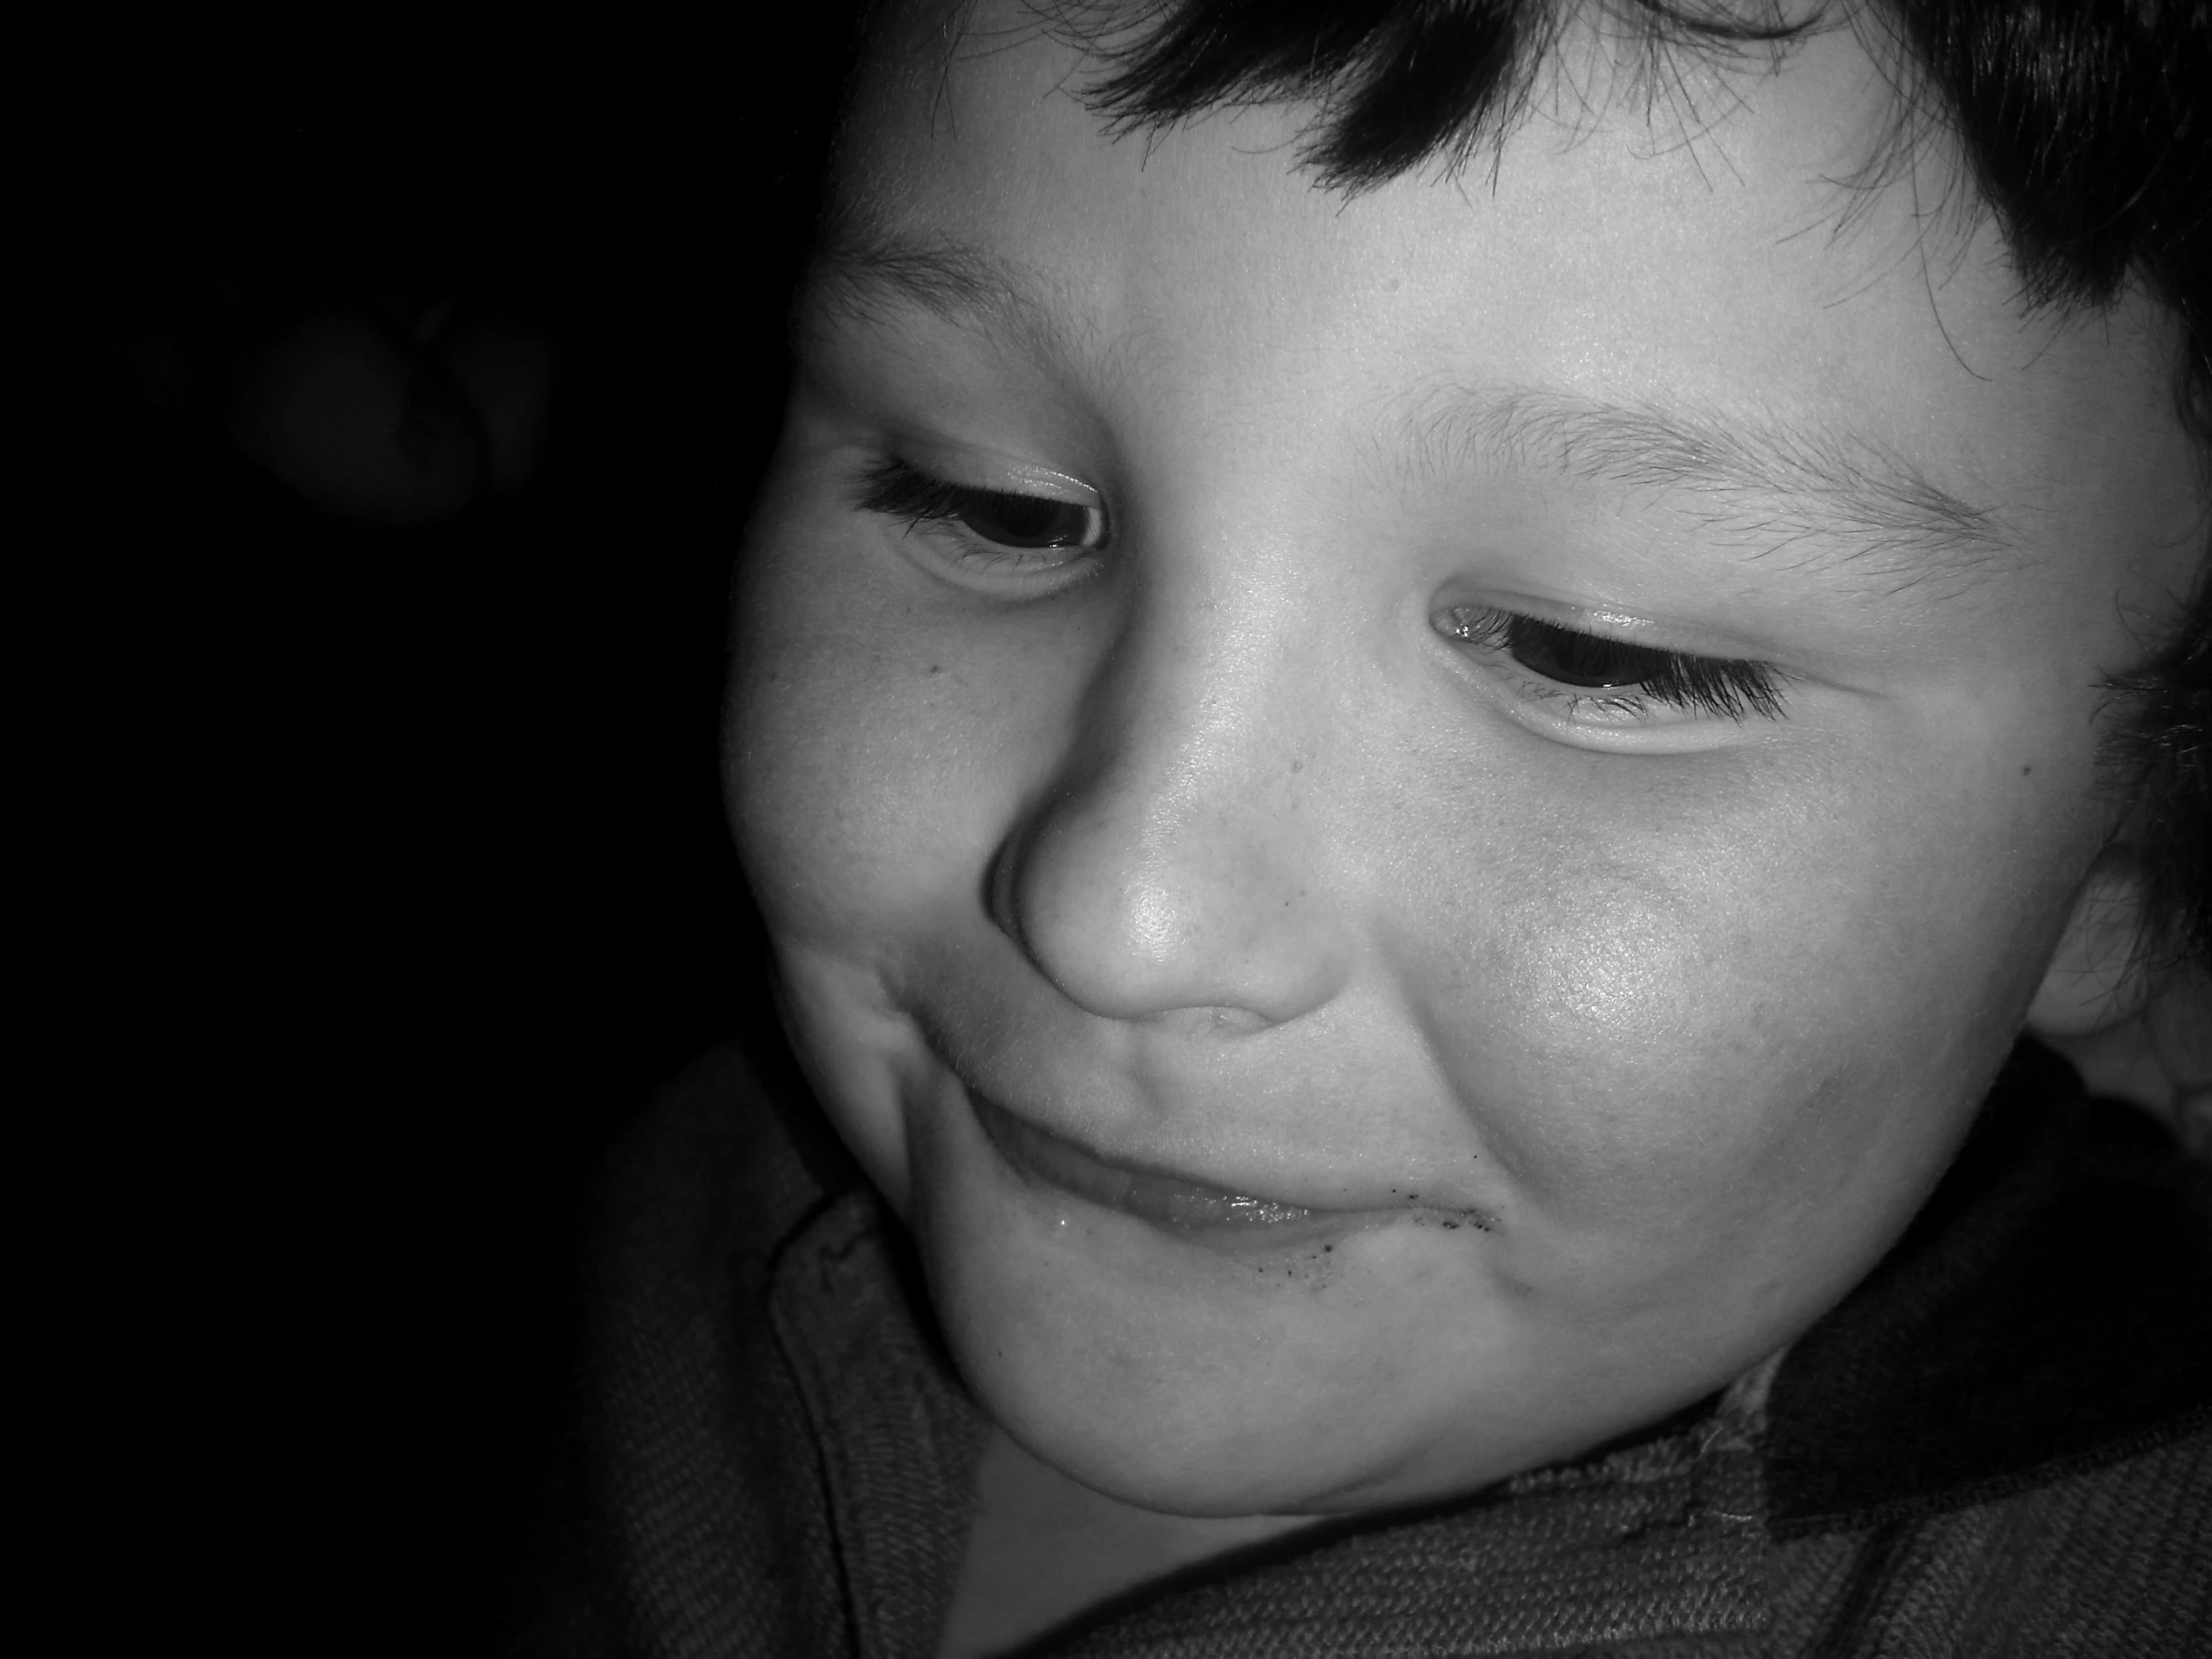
1435, 865, 1857, 1211
725, 520, 980, 948
725, 478, 1117, 956
721, 495, 1104, 1062
1408, 748, 2092, 1252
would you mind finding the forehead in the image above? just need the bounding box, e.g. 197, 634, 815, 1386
825, 7, 2196, 589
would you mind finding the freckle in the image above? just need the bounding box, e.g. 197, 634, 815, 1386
1291, 759, 1303, 773
928, 664, 943, 676
2020, 764, 2031, 776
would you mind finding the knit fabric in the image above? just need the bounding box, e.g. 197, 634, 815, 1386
517, 1038, 2212, 1657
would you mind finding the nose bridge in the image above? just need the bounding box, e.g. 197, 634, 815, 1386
995, 556, 1351, 1027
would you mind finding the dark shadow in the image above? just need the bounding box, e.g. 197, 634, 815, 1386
30, 14, 847, 1653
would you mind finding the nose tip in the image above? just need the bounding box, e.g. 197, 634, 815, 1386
989, 763, 1347, 1030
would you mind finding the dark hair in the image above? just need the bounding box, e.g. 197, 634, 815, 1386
864, 0, 2212, 971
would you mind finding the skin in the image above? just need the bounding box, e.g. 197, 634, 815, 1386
724, 2, 2204, 1549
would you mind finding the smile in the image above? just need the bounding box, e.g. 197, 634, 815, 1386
969, 1090, 1482, 1249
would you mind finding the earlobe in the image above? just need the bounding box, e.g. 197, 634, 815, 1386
2026, 849, 2155, 1041
2029, 850, 2212, 1129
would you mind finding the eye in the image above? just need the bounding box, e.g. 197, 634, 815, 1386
1437, 605, 1789, 724
853, 457, 1108, 556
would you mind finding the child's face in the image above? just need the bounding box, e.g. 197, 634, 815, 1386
726, 12, 2203, 1515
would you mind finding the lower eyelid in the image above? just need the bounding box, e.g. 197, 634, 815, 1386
1513, 676, 1678, 726
933, 523, 1086, 565
891, 514, 1106, 599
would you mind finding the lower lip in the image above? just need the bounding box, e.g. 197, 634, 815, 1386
970, 1091, 1395, 1251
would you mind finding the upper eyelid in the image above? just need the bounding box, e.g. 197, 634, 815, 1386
865, 460, 1088, 522
884, 444, 1102, 505
1444, 582, 1786, 664
1437, 604, 1717, 668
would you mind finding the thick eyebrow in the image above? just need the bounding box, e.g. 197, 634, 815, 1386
805, 220, 2017, 596
1390, 386, 2017, 597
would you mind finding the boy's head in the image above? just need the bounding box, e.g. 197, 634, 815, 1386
724, 0, 2211, 1518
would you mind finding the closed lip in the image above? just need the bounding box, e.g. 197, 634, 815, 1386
968, 1089, 1493, 1245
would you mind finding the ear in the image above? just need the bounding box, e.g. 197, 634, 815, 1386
2028, 851, 2212, 1131
2025, 849, 2157, 1040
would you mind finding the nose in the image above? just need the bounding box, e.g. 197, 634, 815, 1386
991, 583, 1352, 1030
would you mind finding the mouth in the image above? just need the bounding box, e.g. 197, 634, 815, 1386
969, 1090, 1486, 1251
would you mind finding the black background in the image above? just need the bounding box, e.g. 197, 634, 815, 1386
33, 13, 849, 1652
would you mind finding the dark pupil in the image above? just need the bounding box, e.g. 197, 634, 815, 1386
1505, 616, 1671, 688
963, 490, 1088, 548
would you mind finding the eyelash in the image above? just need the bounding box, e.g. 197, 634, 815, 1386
851, 459, 1784, 725
1438, 606, 1789, 724
852, 457, 1108, 569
